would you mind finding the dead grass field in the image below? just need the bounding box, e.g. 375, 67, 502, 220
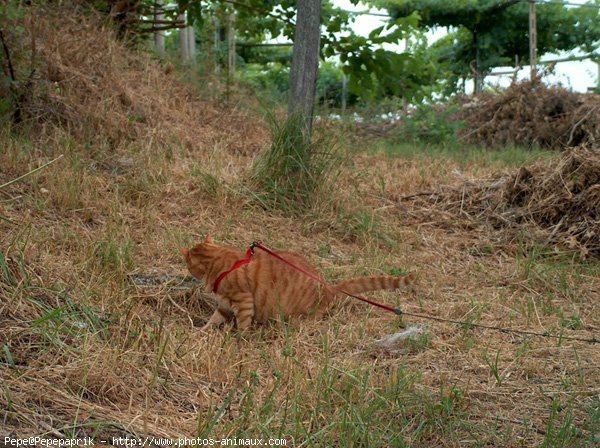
1, 6, 599, 447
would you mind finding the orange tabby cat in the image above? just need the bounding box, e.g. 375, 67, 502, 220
180, 236, 415, 331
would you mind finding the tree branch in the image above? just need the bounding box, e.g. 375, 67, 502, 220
0, 28, 23, 124
0, 29, 17, 82
138, 24, 188, 32
221, 0, 296, 27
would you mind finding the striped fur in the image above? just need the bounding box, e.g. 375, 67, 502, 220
335, 273, 416, 296
181, 236, 415, 331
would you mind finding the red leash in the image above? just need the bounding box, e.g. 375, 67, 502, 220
251, 241, 403, 315
210, 242, 600, 344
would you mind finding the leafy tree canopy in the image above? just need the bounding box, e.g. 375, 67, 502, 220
104, 1, 461, 101
199, 1, 439, 102
374, 0, 600, 90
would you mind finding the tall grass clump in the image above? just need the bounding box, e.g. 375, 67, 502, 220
251, 112, 342, 214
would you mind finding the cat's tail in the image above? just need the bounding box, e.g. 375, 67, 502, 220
333, 272, 416, 296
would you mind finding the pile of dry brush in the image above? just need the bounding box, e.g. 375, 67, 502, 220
434, 145, 600, 258
456, 79, 600, 149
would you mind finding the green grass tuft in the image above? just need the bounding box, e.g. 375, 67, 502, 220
251, 112, 343, 214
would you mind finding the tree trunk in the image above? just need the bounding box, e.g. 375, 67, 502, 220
288, 0, 321, 138
179, 13, 189, 62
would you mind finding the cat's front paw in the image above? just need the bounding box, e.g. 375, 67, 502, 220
199, 323, 213, 332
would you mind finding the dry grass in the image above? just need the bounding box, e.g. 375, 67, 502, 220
1, 5, 599, 447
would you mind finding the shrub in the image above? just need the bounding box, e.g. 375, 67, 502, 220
397, 102, 463, 145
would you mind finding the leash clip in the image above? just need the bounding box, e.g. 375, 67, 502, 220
249, 240, 261, 256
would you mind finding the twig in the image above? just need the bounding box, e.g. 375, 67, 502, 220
0, 155, 63, 190
0, 28, 22, 123
483, 414, 546, 436
0, 214, 17, 224
36, 419, 67, 439
458, 97, 512, 141
567, 105, 599, 146
167, 296, 195, 329
398, 191, 436, 201
138, 24, 187, 32
0, 29, 17, 83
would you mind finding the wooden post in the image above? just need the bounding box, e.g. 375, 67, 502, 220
214, 17, 221, 74
529, 0, 537, 79
473, 30, 481, 94
511, 54, 520, 83
475, 35, 481, 94
227, 12, 236, 84
341, 73, 347, 114
187, 21, 196, 64
154, 2, 165, 56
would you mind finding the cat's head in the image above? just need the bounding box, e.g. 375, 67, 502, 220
180, 234, 216, 281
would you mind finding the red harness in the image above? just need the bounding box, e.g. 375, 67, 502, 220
212, 246, 255, 293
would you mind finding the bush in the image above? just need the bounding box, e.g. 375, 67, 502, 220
397, 102, 463, 146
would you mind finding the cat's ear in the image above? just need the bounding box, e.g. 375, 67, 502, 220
204, 234, 214, 244
179, 248, 189, 258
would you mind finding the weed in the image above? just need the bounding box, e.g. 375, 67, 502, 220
4, 384, 14, 413
22, 286, 110, 356
484, 349, 504, 386
586, 396, 600, 446
516, 244, 597, 318
434, 386, 465, 418
197, 391, 236, 438
390, 267, 410, 276
189, 166, 223, 197
516, 338, 531, 360
460, 301, 487, 336
92, 237, 134, 274
316, 243, 332, 257
542, 398, 580, 448
2, 344, 20, 374
561, 313, 583, 330
119, 168, 167, 206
